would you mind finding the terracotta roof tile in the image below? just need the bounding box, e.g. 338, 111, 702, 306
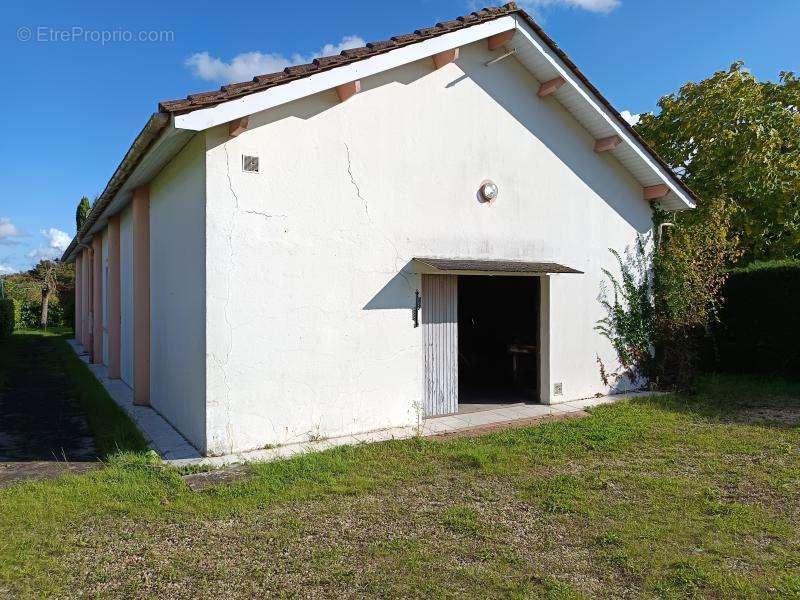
313, 55, 346, 68
365, 39, 394, 51
186, 90, 223, 102
390, 33, 418, 44
220, 81, 258, 92
251, 72, 284, 84
283, 64, 318, 76
339, 46, 373, 58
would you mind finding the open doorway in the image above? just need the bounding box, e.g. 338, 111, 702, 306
457, 276, 540, 411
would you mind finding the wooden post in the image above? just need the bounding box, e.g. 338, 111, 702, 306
487, 30, 515, 51
537, 76, 566, 97
335, 80, 361, 103
594, 135, 622, 153
228, 117, 249, 138
432, 48, 459, 69
643, 184, 670, 200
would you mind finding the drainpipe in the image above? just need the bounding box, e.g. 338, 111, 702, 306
657, 222, 674, 249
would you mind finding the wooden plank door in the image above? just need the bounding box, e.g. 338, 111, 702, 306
422, 274, 458, 416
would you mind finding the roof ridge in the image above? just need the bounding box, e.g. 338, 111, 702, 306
159, 3, 519, 114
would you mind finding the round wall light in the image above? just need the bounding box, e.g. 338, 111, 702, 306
479, 179, 499, 203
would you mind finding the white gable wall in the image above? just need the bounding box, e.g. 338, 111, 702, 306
202, 40, 653, 455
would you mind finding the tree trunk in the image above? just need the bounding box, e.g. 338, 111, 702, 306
655, 327, 698, 393
40, 286, 50, 329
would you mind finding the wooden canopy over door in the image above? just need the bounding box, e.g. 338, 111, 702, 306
422, 274, 458, 417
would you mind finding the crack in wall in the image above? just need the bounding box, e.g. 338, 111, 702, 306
213, 140, 423, 451
344, 142, 369, 218
214, 142, 289, 453
216, 143, 239, 453
244, 209, 287, 219
342, 141, 413, 293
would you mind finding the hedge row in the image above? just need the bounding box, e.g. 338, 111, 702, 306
12, 298, 70, 329
0, 298, 14, 338
703, 260, 800, 376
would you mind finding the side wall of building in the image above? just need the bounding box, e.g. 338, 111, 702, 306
101, 230, 109, 366
119, 204, 135, 387
203, 40, 653, 455
148, 134, 207, 451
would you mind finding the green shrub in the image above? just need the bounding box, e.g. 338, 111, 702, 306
17, 299, 41, 329
11, 298, 67, 329
0, 298, 14, 338
703, 260, 800, 376
12, 298, 21, 329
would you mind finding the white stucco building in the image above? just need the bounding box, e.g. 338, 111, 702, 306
65, 3, 695, 456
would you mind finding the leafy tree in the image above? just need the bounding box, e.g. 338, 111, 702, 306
636, 63, 800, 262
31, 261, 58, 328
652, 199, 742, 389
76, 196, 90, 232
4, 260, 74, 329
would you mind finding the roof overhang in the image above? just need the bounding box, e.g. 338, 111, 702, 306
413, 257, 583, 276
62, 116, 193, 262
510, 18, 694, 211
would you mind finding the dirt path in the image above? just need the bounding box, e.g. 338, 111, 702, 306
0, 334, 97, 466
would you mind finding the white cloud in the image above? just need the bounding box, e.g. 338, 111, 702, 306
26, 247, 60, 262
186, 35, 366, 84
25, 227, 71, 263
0, 217, 26, 245
620, 110, 640, 126
518, 0, 620, 13
42, 228, 71, 252
0, 263, 14, 275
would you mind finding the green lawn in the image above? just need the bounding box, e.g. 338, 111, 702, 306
0, 328, 147, 458
1, 331, 799, 598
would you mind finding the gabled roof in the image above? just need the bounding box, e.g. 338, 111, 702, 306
63, 2, 696, 262
158, 4, 518, 114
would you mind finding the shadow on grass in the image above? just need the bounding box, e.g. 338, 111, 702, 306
0, 330, 147, 461
635, 373, 800, 430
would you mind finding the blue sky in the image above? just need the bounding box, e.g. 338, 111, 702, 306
1, 0, 797, 274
